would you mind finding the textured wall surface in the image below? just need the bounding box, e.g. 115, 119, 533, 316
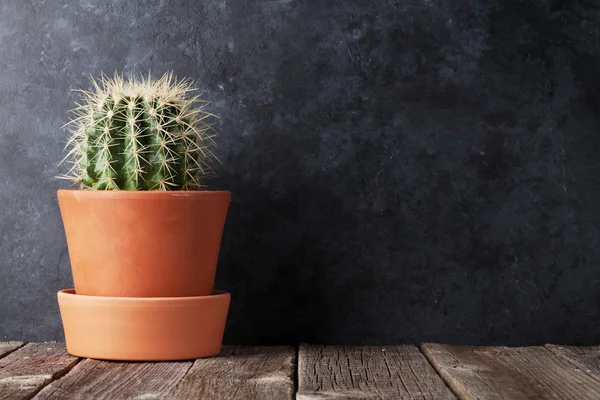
1, 0, 599, 345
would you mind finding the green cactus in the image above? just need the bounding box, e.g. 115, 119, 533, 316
60, 72, 218, 190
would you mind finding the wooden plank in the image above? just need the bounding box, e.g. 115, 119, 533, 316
34, 359, 193, 399
169, 346, 295, 400
0, 341, 24, 358
297, 344, 455, 399
36, 346, 295, 400
546, 344, 600, 376
422, 343, 600, 400
0, 342, 79, 400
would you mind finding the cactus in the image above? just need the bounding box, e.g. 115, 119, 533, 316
60, 72, 218, 190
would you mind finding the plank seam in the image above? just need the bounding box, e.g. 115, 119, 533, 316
0, 342, 26, 361
544, 343, 600, 384
418, 344, 461, 400
297, 343, 307, 399
29, 356, 82, 399
166, 359, 195, 396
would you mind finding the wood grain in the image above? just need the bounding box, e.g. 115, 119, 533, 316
36, 346, 295, 400
0, 342, 79, 400
169, 346, 296, 400
35, 359, 192, 399
0, 341, 24, 359
546, 344, 600, 376
297, 344, 455, 399
422, 343, 600, 400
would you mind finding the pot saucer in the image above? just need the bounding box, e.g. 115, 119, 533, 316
57, 289, 230, 361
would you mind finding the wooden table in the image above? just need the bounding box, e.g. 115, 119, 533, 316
1, 342, 600, 399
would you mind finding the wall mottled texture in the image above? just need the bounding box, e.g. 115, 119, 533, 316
1, 0, 599, 345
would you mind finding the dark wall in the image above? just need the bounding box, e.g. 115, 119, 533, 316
1, 0, 599, 345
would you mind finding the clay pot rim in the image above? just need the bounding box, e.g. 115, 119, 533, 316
57, 189, 230, 199
58, 288, 230, 303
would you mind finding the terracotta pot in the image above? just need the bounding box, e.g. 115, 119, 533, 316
57, 190, 230, 297
58, 289, 230, 360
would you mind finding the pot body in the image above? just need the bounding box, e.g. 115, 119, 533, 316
58, 289, 230, 360
57, 190, 230, 297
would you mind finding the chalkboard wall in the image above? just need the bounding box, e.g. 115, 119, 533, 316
1, 0, 599, 345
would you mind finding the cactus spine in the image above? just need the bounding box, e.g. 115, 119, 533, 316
61, 73, 217, 190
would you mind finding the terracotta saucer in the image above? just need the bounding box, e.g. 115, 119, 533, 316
58, 289, 230, 361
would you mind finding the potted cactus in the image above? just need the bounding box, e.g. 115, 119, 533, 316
55, 73, 231, 360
